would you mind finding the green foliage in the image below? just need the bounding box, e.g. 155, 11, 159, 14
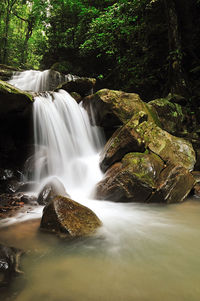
1, 0, 200, 100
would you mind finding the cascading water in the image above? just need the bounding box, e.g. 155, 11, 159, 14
8, 70, 104, 201
2, 70, 200, 301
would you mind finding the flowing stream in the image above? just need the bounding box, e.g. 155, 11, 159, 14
1, 70, 200, 301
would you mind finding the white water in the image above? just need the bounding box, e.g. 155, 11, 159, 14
2, 70, 200, 301
7, 69, 77, 92
33, 90, 104, 199
8, 70, 104, 202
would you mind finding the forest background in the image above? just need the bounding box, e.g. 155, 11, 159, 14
0, 0, 200, 101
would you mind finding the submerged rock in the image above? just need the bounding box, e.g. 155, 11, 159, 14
40, 196, 102, 238
37, 178, 70, 206
0, 244, 24, 287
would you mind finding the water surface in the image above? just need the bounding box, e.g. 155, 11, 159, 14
1, 198, 200, 301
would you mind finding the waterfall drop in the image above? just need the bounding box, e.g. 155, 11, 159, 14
8, 70, 105, 201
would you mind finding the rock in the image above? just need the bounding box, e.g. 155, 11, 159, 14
100, 111, 196, 172
0, 80, 33, 169
70, 92, 82, 103
147, 97, 186, 136
58, 77, 96, 97
0, 64, 20, 81
135, 116, 196, 171
193, 183, 200, 198
0, 244, 24, 287
40, 196, 102, 237
149, 164, 195, 203
96, 153, 195, 204
16, 181, 36, 193
37, 178, 69, 205
191, 171, 200, 183
95, 152, 164, 202
0, 192, 37, 219
83, 89, 157, 126
194, 148, 200, 171
0, 80, 33, 110
0, 168, 21, 193
100, 113, 146, 172
47, 70, 66, 91
82, 89, 159, 139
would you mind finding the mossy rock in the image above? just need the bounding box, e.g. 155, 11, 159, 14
149, 164, 195, 203
0, 80, 33, 102
40, 196, 102, 238
135, 116, 196, 171
100, 112, 147, 172
100, 110, 196, 172
82, 89, 160, 138
147, 98, 186, 136
95, 152, 164, 202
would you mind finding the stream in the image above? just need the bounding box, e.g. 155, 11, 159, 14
0, 70, 200, 301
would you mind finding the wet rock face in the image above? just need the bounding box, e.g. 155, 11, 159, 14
149, 165, 195, 204
100, 114, 147, 172
0, 80, 33, 169
100, 111, 196, 173
40, 196, 102, 238
82, 89, 157, 139
0, 168, 21, 194
96, 154, 195, 204
147, 98, 186, 136
96, 153, 164, 203
0, 244, 24, 287
59, 77, 96, 97
37, 178, 70, 206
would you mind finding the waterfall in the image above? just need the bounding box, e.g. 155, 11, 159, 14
8, 70, 104, 200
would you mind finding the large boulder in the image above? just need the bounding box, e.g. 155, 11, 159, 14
96, 152, 164, 203
149, 164, 195, 203
100, 112, 146, 172
100, 111, 196, 172
40, 196, 102, 238
147, 97, 186, 136
95, 153, 195, 204
0, 80, 33, 115
82, 89, 158, 138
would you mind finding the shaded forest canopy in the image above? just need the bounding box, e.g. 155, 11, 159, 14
1, 0, 200, 100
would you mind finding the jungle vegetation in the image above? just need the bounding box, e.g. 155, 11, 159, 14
0, 0, 200, 100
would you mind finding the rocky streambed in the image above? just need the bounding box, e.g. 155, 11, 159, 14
1, 67, 200, 296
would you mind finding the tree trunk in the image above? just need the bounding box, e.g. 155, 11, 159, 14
2, 7, 10, 64
21, 22, 33, 65
164, 0, 189, 96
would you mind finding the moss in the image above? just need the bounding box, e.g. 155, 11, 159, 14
122, 152, 163, 187
0, 79, 33, 102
